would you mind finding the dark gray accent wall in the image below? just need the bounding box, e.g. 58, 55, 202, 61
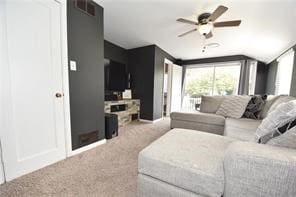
127, 45, 175, 120
67, 1, 105, 150
255, 62, 268, 94
104, 40, 127, 64
128, 45, 155, 120
265, 59, 278, 94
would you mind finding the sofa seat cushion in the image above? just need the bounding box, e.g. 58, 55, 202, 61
138, 129, 235, 197
170, 111, 225, 126
224, 118, 261, 141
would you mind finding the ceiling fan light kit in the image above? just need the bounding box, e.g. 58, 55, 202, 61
177, 5, 241, 39
198, 23, 213, 35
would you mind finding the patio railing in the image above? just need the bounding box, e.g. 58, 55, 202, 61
182, 96, 201, 112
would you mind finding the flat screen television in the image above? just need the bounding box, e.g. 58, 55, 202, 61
104, 59, 127, 91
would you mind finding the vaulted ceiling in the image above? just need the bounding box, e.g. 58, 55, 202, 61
95, 0, 296, 63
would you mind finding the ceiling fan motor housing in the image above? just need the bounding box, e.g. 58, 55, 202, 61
177, 5, 241, 38
198, 13, 211, 24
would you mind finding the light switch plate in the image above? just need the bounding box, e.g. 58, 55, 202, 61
70, 60, 77, 71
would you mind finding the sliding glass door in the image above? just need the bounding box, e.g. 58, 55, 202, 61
182, 62, 241, 111
214, 65, 241, 95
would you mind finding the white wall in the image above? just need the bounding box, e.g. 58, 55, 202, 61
0, 0, 8, 184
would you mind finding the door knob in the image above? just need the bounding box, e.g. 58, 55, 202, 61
55, 93, 63, 98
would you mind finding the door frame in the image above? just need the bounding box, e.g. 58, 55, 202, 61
163, 59, 173, 117
48, 0, 72, 157
169, 64, 183, 113
0, 0, 7, 184
57, 0, 73, 157
0, 146, 4, 184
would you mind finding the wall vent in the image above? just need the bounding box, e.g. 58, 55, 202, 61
78, 130, 99, 147
74, 0, 96, 17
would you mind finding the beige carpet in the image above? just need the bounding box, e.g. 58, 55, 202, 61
0, 119, 170, 197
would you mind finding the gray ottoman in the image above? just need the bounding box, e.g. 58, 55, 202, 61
138, 128, 235, 197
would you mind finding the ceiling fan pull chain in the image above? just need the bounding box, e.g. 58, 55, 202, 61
202, 36, 206, 52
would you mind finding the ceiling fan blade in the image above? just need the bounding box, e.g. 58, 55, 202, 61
178, 28, 197, 37
177, 18, 198, 25
208, 5, 228, 22
213, 20, 241, 27
205, 31, 213, 39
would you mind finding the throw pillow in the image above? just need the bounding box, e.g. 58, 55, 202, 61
200, 96, 225, 113
216, 95, 251, 118
267, 125, 296, 149
278, 119, 296, 134
254, 100, 296, 144
243, 95, 267, 119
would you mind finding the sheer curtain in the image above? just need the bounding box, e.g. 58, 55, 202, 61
275, 49, 295, 95
238, 60, 258, 95
248, 60, 258, 95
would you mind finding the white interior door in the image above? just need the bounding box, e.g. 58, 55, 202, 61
168, 64, 183, 113
2, 0, 66, 181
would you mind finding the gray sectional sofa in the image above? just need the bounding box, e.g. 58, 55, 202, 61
170, 95, 295, 140
137, 95, 296, 197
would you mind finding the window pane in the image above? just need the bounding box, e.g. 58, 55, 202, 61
182, 62, 241, 111
183, 67, 214, 111
214, 65, 241, 96
185, 67, 214, 97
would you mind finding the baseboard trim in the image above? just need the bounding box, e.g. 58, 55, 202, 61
140, 118, 163, 123
69, 139, 107, 156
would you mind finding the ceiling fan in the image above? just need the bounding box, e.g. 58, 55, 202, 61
177, 5, 241, 39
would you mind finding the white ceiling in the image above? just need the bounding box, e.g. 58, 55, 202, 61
95, 0, 296, 63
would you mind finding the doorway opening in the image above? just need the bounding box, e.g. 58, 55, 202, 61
162, 59, 183, 117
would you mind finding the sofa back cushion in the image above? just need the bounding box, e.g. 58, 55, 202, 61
260, 95, 280, 119
255, 100, 296, 143
260, 95, 295, 119
267, 95, 295, 113
200, 95, 225, 113
216, 95, 251, 118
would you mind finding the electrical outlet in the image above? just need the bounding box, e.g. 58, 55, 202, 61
70, 60, 77, 71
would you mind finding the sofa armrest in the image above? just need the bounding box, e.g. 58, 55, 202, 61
224, 141, 296, 197
170, 111, 225, 135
